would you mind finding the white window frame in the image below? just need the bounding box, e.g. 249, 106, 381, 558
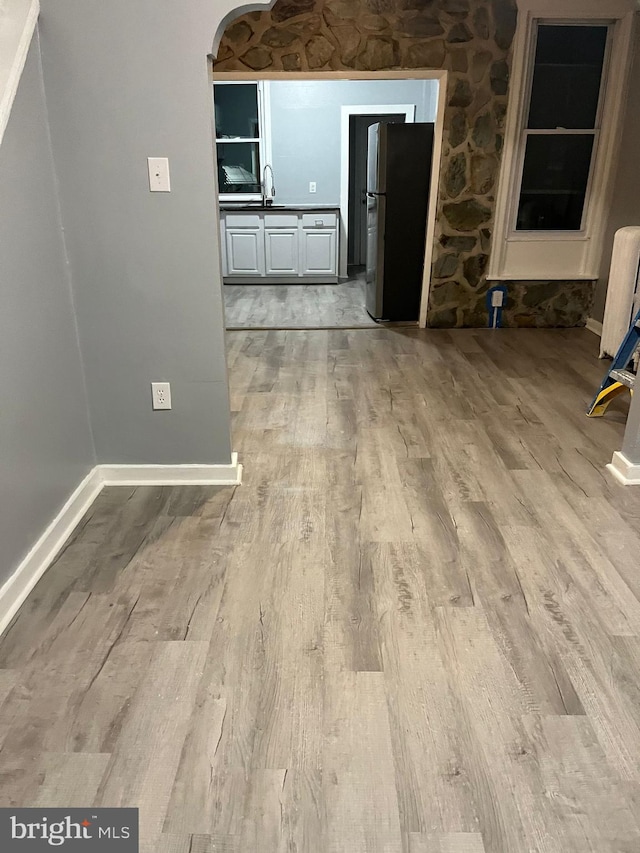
213, 79, 272, 202
510, 20, 612, 237
488, 0, 635, 282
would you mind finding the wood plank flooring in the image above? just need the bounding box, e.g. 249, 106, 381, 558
223, 274, 378, 329
3, 327, 640, 852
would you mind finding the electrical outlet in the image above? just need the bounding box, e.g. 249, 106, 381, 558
148, 157, 171, 192
309, 181, 317, 193
151, 382, 172, 410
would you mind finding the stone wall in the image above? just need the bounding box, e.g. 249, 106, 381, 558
503, 280, 595, 328
215, 0, 593, 328
429, 279, 596, 328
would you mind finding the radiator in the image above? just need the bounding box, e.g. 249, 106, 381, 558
601, 226, 640, 358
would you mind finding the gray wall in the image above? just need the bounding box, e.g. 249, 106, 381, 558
592, 21, 640, 323
268, 79, 439, 205
0, 34, 95, 587
38, 0, 233, 464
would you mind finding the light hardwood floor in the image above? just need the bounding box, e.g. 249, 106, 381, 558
223, 274, 378, 329
2, 328, 640, 853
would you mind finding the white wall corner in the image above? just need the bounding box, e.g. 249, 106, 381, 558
607, 450, 640, 485
0, 0, 39, 147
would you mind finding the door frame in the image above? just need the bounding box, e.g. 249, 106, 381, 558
340, 104, 416, 277
210, 70, 447, 328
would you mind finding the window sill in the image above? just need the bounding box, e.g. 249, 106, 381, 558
488, 233, 599, 280
0, 0, 39, 147
506, 231, 590, 242
487, 274, 596, 282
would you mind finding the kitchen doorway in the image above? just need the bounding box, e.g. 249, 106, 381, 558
212, 72, 446, 330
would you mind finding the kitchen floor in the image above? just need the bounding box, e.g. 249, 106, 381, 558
2, 327, 640, 852
223, 269, 378, 329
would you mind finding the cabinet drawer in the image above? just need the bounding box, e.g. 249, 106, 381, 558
224, 213, 261, 228
264, 213, 299, 228
302, 212, 337, 229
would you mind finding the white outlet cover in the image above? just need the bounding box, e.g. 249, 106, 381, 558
151, 381, 172, 410
309, 181, 316, 193
148, 157, 171, 192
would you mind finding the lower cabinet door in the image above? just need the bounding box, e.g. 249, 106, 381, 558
265, 229, 299, 275
226, 228, 264, 275
301, 229, 337, 275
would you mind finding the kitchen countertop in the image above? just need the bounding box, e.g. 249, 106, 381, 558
219, 203, 340, 212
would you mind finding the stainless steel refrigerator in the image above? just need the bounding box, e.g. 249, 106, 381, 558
365, 122, 435, 321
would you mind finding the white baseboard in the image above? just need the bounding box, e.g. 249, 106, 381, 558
607, 450, 640, 486
0, 454, 242, 638
98, 452, 243, 487
586, 317, 603, 337
0, 467, 103, 638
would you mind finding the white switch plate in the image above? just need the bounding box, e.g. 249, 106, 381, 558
151, 382, 172, 410
148, 157, 171, 192
309, 181, 316, 193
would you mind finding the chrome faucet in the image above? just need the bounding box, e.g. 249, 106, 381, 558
262, 164, 276, 206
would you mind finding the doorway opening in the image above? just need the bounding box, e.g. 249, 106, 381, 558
347, 114, 404, 271
212, 72, 446, 331
343, 106, 415, 278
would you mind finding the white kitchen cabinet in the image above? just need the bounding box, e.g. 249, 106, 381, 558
301, 229, 337, 275
224, 212, 263, 275
265, 228, 299, 275
225, 228, 264, 275
219, 208, 339, 282
301, 212, 338, 275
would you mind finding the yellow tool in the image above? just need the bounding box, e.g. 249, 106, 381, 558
587, 306, 640, 417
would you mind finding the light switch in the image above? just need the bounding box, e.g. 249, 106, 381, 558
309, 181, 317, 193
148, 157, 171, 192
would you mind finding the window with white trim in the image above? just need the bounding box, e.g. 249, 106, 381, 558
213, 81, 269, 200
514, 23, 610, 233
488, 1, 634, 283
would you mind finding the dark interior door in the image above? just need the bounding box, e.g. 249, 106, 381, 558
347, 113, 406, 268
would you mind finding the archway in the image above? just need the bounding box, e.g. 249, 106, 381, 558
212, 0, 517, 328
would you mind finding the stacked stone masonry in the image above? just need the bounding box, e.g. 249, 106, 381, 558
216, 0, 594, 328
